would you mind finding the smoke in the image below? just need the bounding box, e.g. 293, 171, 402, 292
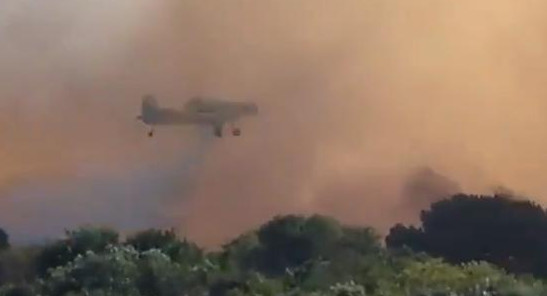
0, 1, 215, 244
2, 1, 547, 246
0, 127, 212, 244
401, 167, 461, 213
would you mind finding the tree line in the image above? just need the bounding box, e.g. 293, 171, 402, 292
0, 193, 547, 295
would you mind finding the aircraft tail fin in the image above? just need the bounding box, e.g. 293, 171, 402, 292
140, 95, 159, 123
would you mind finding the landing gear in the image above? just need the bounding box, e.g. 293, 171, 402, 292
213, 124, 241, 137
147, 126, 155, 137
232, 128, 241, 136
214, 126, 223, 137
228, 122, 241, 137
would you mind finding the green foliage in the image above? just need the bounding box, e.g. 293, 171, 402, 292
374, 258, 547, 296
136, 249, 195, 296
2, 210, 547, 296
386, 194, 547, 277
64, 227, 119, 253
385, 224, 424, 251
329, 281, 366, 296
224, 214, 380, 278
220, 232, 260, 274
0, 229, 9, 251
255, 214, 343, 275
0, 284, 34, 296
337, 227, 381, 255
41, 245, 140, 296
37, 244, 213, 296
126, 228, 203, 266
0, 247, 40, 286
125, 229, 178, 251
35, 227, 119, 277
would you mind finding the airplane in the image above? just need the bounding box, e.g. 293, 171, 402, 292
136, 95, 259, 137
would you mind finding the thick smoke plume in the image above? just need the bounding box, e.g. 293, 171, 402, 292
401, 167, 461, 213
2, 1, 547, 246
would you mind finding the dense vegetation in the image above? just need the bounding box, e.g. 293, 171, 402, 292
1, 194, 547, 295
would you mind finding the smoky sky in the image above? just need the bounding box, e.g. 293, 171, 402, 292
2, 1, 547, 246
400, 167, 461, 212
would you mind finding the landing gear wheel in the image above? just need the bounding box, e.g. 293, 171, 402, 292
232, 128, 241, 136
214, 127, 223, 137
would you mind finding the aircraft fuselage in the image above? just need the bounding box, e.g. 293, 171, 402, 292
138, 96, 258, 137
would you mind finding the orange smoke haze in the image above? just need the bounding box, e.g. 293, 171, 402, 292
1, 1, 547, 246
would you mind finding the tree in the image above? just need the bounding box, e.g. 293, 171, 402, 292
0, 213, 545, 296
219, 232, 260, 274
35, 227, 119, 277
0, 284, 34, 296
254, 215, 344, 276
219, 214, 384, 294
136, 249, 205, 296
0, 229, 9, 251
125, 229, 203, 265
385, 224, 425, 251
40, 246, 140, 296
0, 247, 40, 286
126, 229, 177, 250
328, 281, 366, 296
386, 194, 547, 277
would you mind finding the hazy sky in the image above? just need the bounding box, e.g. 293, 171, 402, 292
1, 1, 547, 246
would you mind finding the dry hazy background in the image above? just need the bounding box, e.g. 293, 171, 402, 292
1, 0, 546, 246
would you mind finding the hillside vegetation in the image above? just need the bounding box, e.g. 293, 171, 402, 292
1, 194, 547, 296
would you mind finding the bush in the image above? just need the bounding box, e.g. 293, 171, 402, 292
35, 227, 119, 277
